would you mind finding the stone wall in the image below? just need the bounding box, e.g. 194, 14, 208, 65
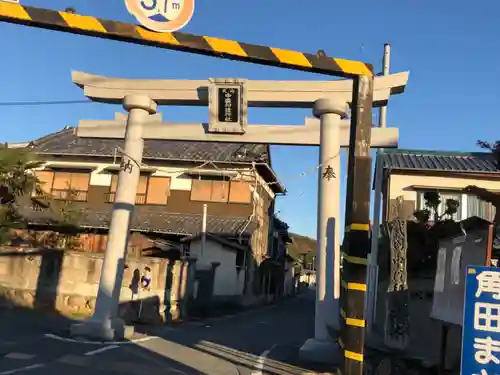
0, 247, 196, 324
370, 278, 461, 369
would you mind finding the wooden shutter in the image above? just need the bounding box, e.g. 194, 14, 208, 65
52, 172, 71, 190
190, 180, 212, 201
229, 181, 252, 204
35, 171, 54, 194
70, 172, 90, 191
110, 174, 118, 192
210, 181, 229, 202
137, 175, 148, 195
146, 177, 170, 204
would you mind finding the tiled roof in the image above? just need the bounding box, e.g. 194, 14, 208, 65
380, 149, 500, 173
180, 233, 248, 252
16, 196, 256, 237
30, 127, 269, 164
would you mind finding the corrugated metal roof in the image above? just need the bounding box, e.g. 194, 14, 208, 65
380, 149, 500, 173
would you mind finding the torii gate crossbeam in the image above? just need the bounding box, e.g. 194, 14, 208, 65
77, 117, 399, 147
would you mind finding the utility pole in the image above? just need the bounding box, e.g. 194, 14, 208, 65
367, 43, 391, 334
340, 75, 374, 375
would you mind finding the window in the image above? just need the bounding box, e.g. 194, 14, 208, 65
34, 171, 54, 195
182, 243, 190, 257
108, 174, 148, 204
190, 179, 230, 202
34, 170, 89, 201
467, 194, 496, 222
146, 177, 171, 205
211, 181, 230, 202
236, 248, 246, 268
270, 235, 280, 258
229, 181, 252, 204
417, 191, 462, 221
190, 180, 212, 201
190, 178, 252, 204
417, 190, 498, 222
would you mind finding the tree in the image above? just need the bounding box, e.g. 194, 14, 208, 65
413, 191, 460, 225
477, 140, 500, 169
0, 147, 45, 245
460, 140, 500, 225
0, 147, 84, 249
404, 192, 461, 275
52, 185, 84, 250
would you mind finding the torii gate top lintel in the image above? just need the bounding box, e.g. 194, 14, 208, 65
0, 2, 373, 78
71, 70, 409, 108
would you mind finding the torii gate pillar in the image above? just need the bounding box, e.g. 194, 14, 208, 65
70, 95, 157, 340
299, 98, 346, 363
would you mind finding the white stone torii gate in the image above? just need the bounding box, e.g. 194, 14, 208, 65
70, 71, 408, 363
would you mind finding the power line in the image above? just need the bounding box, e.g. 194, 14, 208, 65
0, 100, 92, 107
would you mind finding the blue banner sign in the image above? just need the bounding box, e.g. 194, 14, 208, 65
462, 265, 500, 375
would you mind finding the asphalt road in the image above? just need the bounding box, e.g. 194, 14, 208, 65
0, 290, 332, 375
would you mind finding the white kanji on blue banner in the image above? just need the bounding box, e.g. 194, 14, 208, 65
462, 266, 500, 375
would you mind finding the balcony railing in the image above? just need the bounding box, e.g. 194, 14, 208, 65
106, 192, 146, 205
51, 189, 88, 202
32, 189, 88, 202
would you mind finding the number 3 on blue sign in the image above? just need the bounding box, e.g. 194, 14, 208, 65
140, 0, 157, 11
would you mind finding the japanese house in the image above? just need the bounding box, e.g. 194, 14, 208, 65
11, 125, 287, 297
376, 148, 500, 222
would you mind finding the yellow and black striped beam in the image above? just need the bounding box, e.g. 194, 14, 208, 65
340, 254, 369, 374
0, 2, 373, 78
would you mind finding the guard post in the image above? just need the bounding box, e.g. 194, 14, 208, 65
340, 75, 374, 375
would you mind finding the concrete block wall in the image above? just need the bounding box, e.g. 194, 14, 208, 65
0, 247, 196, 324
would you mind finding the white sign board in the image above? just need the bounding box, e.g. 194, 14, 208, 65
430, 231, 489, 326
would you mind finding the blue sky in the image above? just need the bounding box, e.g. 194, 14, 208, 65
1, 0, 499, 238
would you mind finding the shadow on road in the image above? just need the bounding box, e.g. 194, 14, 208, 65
135, 291, 337, 375
0, 285, 334, 374
0, 245, 330, 374
0, 300, 218, 375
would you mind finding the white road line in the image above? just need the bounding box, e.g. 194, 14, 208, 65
84, 345, 119, 356
43, 333, 158, 345
4, 353, 36, 360
0, 364, 45, 375
251, 344, 277, 375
